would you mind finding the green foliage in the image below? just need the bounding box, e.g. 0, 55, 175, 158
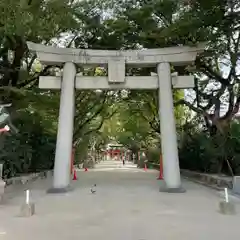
0, 0, 77, 40
179, 131, 217, 173
1, 110, 56, 178
145, 148, 160, 164
179, 122, 240, 175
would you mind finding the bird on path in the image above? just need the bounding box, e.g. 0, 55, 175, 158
91, 184, 97, 194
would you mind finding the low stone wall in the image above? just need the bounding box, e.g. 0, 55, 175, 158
180, 169, 233, 190
4, 170, 54, 187
3, 162, 85, 187
146, 162, 233, 190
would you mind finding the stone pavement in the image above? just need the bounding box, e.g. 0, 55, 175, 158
0, 160, 240, 240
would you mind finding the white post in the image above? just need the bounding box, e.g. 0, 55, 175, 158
49, 62, 76, 193
26, 189, 30, 204
157, 62, 184, 192
224, 188, 229, 203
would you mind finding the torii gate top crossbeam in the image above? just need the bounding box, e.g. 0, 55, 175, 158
27, 42, 205, 67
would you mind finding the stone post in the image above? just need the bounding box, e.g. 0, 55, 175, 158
48, 62, 76, 193
157, 62, 185, 193
0, 163, 5, 202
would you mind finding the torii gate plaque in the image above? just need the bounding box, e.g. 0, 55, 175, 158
27, 42, 204, 193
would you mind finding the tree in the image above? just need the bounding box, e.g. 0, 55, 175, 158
170, 0, 240, 136
0, 0, 80, 176
0, 0, 78, 90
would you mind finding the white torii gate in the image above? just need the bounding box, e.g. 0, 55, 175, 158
27, 42, 204, 193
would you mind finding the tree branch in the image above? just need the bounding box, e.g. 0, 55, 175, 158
175, 99, 203, 114
196, 57, 230, 86
73, 99, 107, 139
17, 65, 53, 88
75, 93, 107, 122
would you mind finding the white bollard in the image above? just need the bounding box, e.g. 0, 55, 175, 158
0, 179, 5, 203
219, 187, 236, 215
20, 189, 35, 217
26, 189, 30, 204
224, 188, 229, 203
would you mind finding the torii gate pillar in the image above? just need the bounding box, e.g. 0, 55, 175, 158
158, 63, 184, 192
48, 62, 76, 193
